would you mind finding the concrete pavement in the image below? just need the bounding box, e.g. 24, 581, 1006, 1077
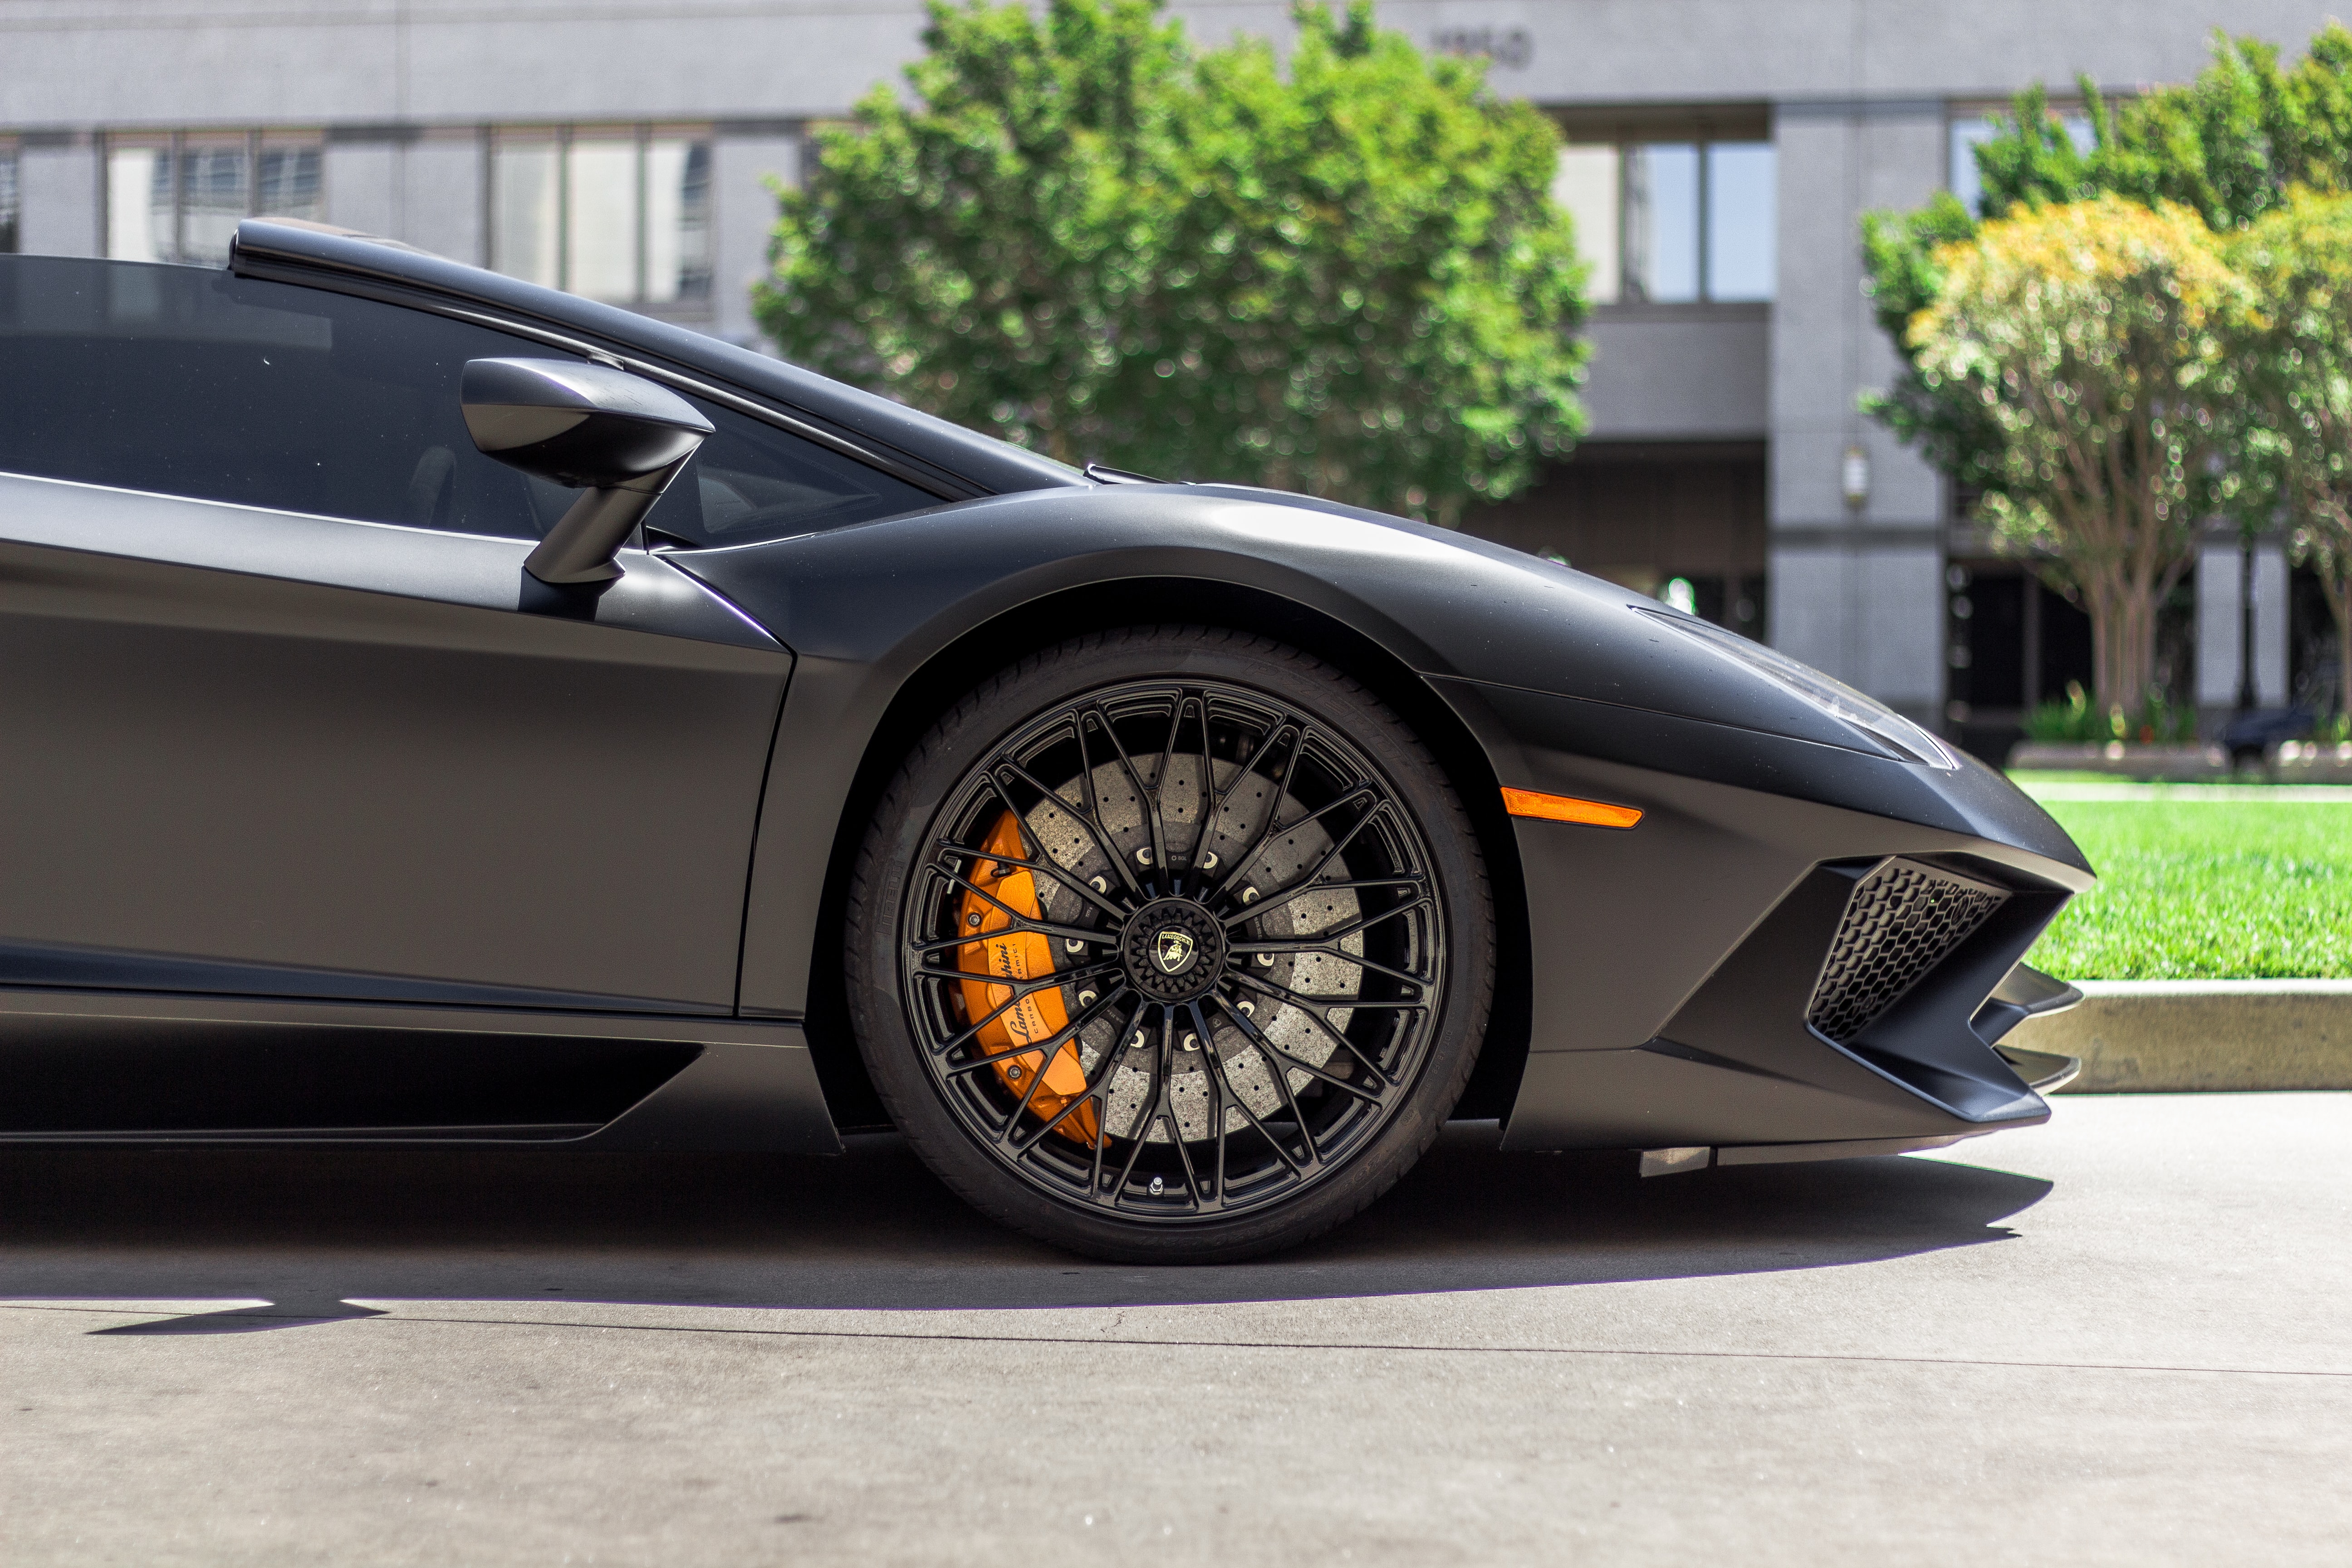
3, 1093, 2346, 1565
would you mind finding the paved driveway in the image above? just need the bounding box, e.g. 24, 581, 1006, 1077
3, 1093, 2345, 1565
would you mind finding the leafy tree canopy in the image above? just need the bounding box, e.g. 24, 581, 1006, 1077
1863, 24, 2352, 490
2230, 189, 2352, 713
755, 0, 1588, 524
1905, 196, 2251, 706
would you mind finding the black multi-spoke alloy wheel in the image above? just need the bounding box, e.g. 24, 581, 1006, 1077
846, 627, 1494, 1262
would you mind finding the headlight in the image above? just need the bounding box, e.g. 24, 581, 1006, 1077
1638, 608, 1960, 769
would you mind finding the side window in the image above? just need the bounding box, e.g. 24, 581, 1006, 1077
0, 255, 942, 547
641, 399, 943, 548
0, 255, 575, 539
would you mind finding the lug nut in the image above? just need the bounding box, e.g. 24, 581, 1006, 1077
1148, 1176, 1164, 1196
1239, 886, 1259, 904
1254, 951, 1274, 967
1136, 847, 1154, 865
1090, 876, 1109, 893
1181, 1033, 1200, 1052
1201, 852, 1219, 871
1236, 1000, 1255, 1018
1077, 990, 1098, 1008
1064, 937, 1086, 954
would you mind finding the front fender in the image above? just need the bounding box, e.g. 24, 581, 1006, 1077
675, 485, 2084, 1028
678, 486, 1493, 1017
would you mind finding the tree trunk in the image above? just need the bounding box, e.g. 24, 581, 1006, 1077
2083, 573, 2160, 715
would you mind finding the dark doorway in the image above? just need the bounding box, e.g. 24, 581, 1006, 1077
1462, 442, 1768, 638
2292, 562, 2345, 715
1945, 562, 2098, 761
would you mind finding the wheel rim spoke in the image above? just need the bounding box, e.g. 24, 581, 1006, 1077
913, 862, 1113, 948
1217, 876, 1424, 927
1205, 720, 1309, 903
1186, 999, 1230, 1201
1191, 999, 1307, 1186
999, 748, 1150, 907
1211, 990, 1385, 1103
1228, 936, 1434, 991
940, 770, 1130, 919
1149, 694, 1188, 883
1184, 696, 1220, 897
1004, 992, 1140, 1150
1100, 1018, 1166, 1207
1083, 701, 1171, 892
1220, 790, 1387, 917
1199, 709, 1298, 892
1220, 973, 1405, 1088
940, 981, 1131, 1078
919, 961, 1123, 1060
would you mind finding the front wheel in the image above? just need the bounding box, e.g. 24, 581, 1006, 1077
844, 626, 1494, 1263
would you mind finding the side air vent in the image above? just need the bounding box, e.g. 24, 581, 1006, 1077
1807, 859, 2009, 1044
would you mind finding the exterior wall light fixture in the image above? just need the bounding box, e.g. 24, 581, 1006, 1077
1841, 444, 1870, 511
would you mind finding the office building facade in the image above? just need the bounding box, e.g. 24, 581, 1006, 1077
0, 0, 2336, 735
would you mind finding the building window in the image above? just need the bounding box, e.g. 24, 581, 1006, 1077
1949, 108, 2092, 217
1553, 139, 1774, 305
489, 127, 712, 309
104, 133, 323, 266
0, 146, 18, 254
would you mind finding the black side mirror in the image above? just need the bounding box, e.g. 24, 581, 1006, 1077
461, 358, 713, 586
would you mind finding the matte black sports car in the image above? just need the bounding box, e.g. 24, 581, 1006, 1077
0, 221, 2091, 1261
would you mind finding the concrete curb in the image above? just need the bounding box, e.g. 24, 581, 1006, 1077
2007, 980, 2352, 1093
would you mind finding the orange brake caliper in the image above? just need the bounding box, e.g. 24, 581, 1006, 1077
957, 810, 1102, 1146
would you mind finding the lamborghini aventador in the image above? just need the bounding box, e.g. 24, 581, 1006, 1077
0, 221, 2091, 1261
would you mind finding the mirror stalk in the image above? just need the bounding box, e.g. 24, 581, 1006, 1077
524, 456, 690, 586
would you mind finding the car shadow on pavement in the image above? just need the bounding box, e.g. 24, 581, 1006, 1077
0, 1122, 2053, 1325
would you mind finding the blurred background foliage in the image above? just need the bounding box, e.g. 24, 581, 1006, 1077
1863, 26, 2352, 716
2023, 682, 2200, 745
756, 0, 1588, 524
1900, 196, 2247, 708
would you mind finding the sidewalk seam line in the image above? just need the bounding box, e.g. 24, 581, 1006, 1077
5, 1302, 2345, 1379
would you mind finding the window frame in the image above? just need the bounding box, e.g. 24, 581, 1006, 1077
1945, 99, 2097, 219
1610, 137, 1775, 305
484, 122, 714, 316
1551, 108, 1776, 308
101, 128, 325, 266
210, 255, 968, 506
0, 139, 19, 255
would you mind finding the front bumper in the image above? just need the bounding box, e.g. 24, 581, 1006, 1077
1436, 678, 2094, 1160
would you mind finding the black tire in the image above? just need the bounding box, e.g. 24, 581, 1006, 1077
845, 626, 1494, 1263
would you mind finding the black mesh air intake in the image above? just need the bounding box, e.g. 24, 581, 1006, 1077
1807, 859, 2009, 1043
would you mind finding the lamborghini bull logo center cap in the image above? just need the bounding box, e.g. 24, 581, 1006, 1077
1122, 899, 1227, 1003
1154, 929, 1197, 975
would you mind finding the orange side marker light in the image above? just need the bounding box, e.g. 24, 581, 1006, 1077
1500, 787, 1643, 829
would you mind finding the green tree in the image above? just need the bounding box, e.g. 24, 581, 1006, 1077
1863, 28, 2352, 495
755, 0, 1587, 524
1904, 196, 2253, 708
2232, 190, 2352, 719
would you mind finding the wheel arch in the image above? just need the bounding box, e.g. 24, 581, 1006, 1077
796, 577, 1533, 1132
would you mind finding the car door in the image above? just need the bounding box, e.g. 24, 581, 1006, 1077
0, 255, 789, 1014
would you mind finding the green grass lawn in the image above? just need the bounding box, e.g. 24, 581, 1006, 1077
2024, 799, 2352, 979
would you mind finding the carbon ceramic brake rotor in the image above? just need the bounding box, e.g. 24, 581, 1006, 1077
1017, 756, 1362, 1143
